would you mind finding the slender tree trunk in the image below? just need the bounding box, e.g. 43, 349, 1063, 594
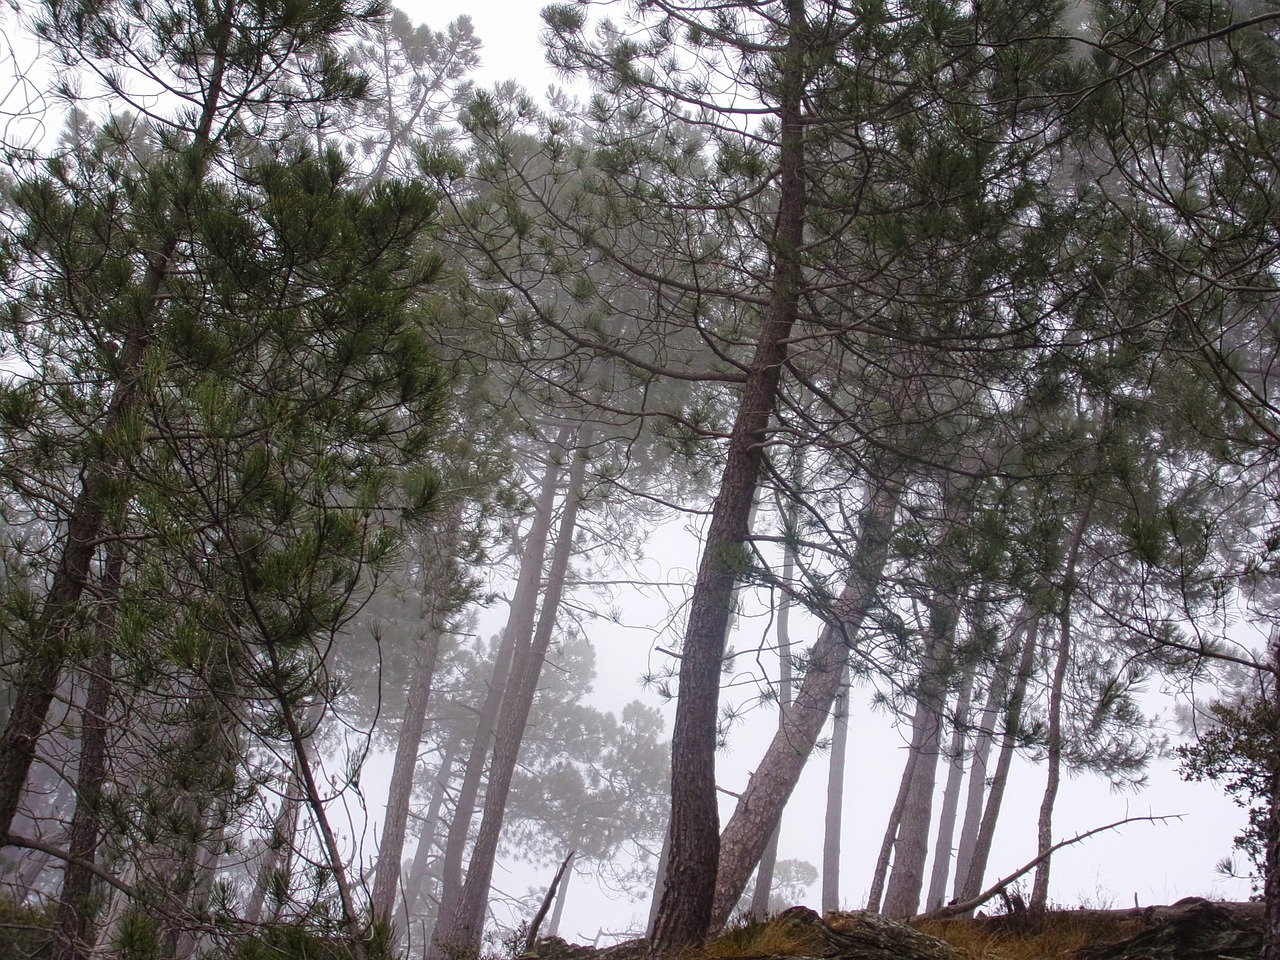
396, 737, 460, 932
548, 851, 575, 937
272, 675, 364, 951
882, 602, 959, 919
649, 4, 807, 951
748, 539, 796, 922
245, 766, 304, 925
1030, 500, 1094, 912
88, 859, 137, 959
957, 618, 1040, 906
51, 538, 122, 960
952, 619, 1029, 903
1029, 610, 1071, 913
372, 507, 463, 921
710, 480, 900, 933
925, 671, 974, 913
1265, 637, 1280, 960
866, 725, 918, 913
821, 661, 850, 914
174, 805, 228, 960
432, 433, 589, 960
434, 428, 569, 934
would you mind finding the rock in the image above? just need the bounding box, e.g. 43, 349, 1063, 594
818, 909, 960, 960
1073, 899, 1263, 960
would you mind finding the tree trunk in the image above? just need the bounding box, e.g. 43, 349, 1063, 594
1266, 636, 1280, 960
866, 746, 916, 914
174, 804, 228, 960
396, 736, 460, 932
925, 671, 974, 913
1030, 499, 1093, 912
434, 428, 569, 934
646, 823, 671, 939
749, 538, 797, 922
51, 537, 121, 960
882, 602, 958, 919
821, 661, 851, 914
548, 851, 575, 937
952, 619, 1029, 904
372, 506, 463, 921
431, 432, 589, 960
956, 618, 1039, 906
710, 480, 900, 933
649, 4, 807, 952
245, 765, 303, 925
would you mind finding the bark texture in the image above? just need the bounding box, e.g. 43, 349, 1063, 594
649, 6, 807, 948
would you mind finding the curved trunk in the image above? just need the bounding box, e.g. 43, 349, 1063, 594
649, 4, 807, 951
710, 480, 900, 933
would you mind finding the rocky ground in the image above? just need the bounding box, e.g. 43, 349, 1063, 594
529, 898, 1264, 960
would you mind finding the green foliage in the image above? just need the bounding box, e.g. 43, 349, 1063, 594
228, 917, 399, 960
1179, 693, 1277, 890
0, 895, 52, 960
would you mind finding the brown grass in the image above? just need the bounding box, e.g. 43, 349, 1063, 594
914, 912, 1128, 960
690, 917, 829, 960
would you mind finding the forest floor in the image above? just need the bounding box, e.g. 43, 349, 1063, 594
533, 899, 1264, 960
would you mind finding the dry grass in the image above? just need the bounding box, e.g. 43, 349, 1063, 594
915, 912, 1128, 960
690, 917, 829, 960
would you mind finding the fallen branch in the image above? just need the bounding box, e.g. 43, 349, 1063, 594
925, 814, 1184, 920
524, 849, 575, 953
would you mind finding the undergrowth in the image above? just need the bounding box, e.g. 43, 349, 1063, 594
915, 912, 1128, 960
690, 916, 828, 960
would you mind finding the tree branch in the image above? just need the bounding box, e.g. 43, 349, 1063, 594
925, 814, 1184, 920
